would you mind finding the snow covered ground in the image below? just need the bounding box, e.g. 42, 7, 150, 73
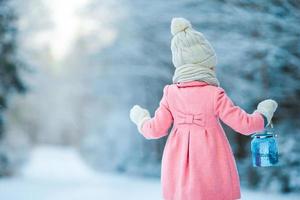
0, 146, 298, 200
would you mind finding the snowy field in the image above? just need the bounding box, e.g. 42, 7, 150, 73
0, 146, 298, 200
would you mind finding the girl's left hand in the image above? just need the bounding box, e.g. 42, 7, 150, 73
130, 105, 151, 132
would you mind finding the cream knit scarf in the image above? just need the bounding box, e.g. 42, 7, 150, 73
172, 63, 220, 86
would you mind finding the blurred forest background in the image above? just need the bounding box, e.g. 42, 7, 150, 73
0, 0, 299, 198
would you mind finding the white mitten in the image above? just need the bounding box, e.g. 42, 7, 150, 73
130, 105, 151, 133
255, 99, 278, 126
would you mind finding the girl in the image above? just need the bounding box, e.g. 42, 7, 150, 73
129, 18, 278, 200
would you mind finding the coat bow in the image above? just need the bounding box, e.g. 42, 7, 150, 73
177, 113, 205, 127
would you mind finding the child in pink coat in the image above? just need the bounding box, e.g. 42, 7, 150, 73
130, 18, 278, 200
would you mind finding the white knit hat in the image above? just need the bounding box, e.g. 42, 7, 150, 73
170, 18, 219, 86
171, 17, 217, 68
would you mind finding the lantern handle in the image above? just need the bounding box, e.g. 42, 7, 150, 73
270, 121, 273, 128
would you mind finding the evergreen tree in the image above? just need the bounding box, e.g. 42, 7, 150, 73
0, 0, 25, 176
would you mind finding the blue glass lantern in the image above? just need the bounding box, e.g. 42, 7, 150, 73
251, 124, 279, 167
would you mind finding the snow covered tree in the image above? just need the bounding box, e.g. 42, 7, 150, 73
0, 0, 25, 176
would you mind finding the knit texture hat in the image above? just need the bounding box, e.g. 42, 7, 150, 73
171, 17, 219, 86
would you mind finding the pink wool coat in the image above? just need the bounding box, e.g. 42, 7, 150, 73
141, 81, 265, 200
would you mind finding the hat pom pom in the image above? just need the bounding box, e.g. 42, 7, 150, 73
171, 17, 192, 36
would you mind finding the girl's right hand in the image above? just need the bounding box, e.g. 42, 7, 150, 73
255, 99, 278, 126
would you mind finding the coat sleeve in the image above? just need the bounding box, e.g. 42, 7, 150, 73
214, 87, 265, 135
141, 85, 173, 139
